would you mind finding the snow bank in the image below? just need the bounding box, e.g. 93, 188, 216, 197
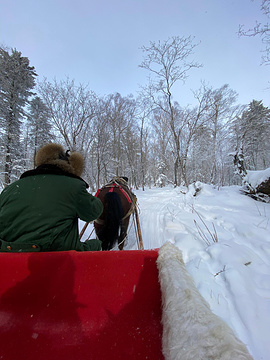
244, 167, 270, 189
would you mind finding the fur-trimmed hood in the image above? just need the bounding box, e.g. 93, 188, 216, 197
35, 143, 84, 177
20, 163, 89, 188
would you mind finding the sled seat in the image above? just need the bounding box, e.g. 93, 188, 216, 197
0, 250, 164, 360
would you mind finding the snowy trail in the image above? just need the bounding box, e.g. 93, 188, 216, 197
138, 188, 177, 249
133, 184, 270, 360
80, 184, 270, 359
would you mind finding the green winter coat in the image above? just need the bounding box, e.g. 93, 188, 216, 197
0, 165, 103, 252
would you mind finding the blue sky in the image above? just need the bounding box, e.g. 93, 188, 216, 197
0, 0, 269, 107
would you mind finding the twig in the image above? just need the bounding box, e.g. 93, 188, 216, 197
192, 206, 218, 245
214, 265, 226, 277
194, 220, 211, 246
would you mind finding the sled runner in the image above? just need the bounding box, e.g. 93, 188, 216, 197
0, 249, 163, 360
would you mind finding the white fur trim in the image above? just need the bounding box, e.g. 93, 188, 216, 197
157, 242, 254, 360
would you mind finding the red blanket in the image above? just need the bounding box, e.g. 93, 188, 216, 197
0, 250, 163, 359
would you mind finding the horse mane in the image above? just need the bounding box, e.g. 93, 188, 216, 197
97, 192, 124, 250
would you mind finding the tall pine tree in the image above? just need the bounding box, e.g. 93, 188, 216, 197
26, 96, 54, 163
0, 47, 37, 185
238, 100, 270, 170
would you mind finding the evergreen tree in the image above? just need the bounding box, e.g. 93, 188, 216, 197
27, 96, 54, 161
0, 47, 37, 185
238, 100, 270, 170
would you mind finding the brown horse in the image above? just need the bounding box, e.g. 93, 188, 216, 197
94, 177, 135, 250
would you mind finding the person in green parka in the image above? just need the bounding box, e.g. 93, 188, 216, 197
0, 143, 103, 252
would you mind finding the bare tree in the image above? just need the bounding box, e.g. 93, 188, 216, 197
190, 123, 213, 183
239, 0, 270, 65
104, 93, 136, 178
179, 84, 212, 184
151, 107, 172, 177
38, 77, 97, 155
137, 110, 149, 190
139, 36, 202, 186
204, 84, 240, 184
85, 97, 111, 189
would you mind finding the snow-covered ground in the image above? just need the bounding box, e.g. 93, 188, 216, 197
82, 183, 270, 360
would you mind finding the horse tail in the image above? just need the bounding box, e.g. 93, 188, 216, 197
99, 192, 123, 250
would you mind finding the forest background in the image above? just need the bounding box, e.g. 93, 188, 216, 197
1, 1, 270, 191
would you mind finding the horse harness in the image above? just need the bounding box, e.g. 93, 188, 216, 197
94, 179, 136, 225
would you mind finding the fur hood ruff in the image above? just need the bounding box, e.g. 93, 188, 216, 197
20, 164, 89, 188
34, 143, 84, 177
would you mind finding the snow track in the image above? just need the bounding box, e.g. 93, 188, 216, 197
134, 184, 270, 360
80, 184, 270, 359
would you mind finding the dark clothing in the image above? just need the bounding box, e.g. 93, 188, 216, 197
0, 165, 103, 252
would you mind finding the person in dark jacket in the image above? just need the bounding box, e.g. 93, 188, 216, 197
0, 143, 103, 252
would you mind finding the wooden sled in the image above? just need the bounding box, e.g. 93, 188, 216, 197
0, 249, 163, 360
